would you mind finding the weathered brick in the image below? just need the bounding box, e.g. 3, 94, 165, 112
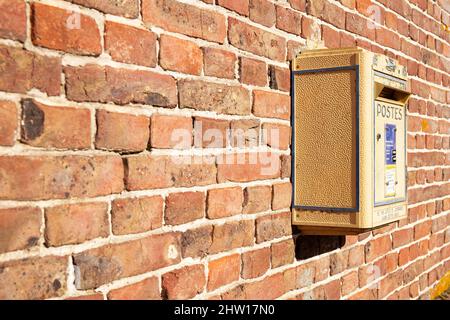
45, 202, 109, 247
207, 187, 243, 219
0, 45, 61, 96
243, 185, 272, 214
262, 123, 291, 150
105, 21, 157, 67
165, 191, 205, 225
124, 155, 217, 190
228, 17, 286, 61
208, 254, 240, 291
162, 265, 205, 299
65, 65, 177, 107
239, 57, 267, 87
330, 250, 349, 275
256, 212, 291, 243
194, 117, 229, 148
217, 152, 281, 182
241, 247, 271, 279
111, 196, 163, 235
32, 3, 101, 56
271, 239, 295, 268
365, 235, 392, 262
0, 207, 41, 254
249, 0, 276, 27
19, 99, 90, 150
307, 0, 345, 28
142, 0, 226, 43
218, 0, 249, 16
272, 183, 292, 210
392, 228, 413, 248
253, 90, 290, 120
180, 225, 213, 258
73, 233, 181, 289
160, 35, 203, 75
0, 256, 67, 299
179, 79, 251, 115
150, 114, 193, 149
69, 0, 139, 18
96, 110, 149, 152
0, 0, 26, 41
0, 100, 17, 146
230, 119, 260, 148
242, 273, 286, 299
269, 66, 290, 92
345, 12, 376, 40
323, 25, 341, 49
289, 0, 307, 11
203, 47, 236, 79
210, 220, 255, 253
341, 271, 358, 297
0, 155, 124, 200
280, 155, 291, 178
108, 277, 160, 300
276, 6, 302, 35
296, 262, 316, 288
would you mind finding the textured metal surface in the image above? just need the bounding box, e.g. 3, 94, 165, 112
293, 67, 358, 209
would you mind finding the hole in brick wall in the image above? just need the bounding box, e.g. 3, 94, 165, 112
295, 235, 346, 260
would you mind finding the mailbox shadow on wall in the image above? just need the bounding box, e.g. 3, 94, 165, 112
291, 47, 411, 236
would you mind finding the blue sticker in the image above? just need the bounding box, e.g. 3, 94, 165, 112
385, 124, 396, 165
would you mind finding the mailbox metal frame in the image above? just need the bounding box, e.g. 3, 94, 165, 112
291, 64, 360, 212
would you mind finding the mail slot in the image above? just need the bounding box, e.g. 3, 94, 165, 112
291, 47, 411, 235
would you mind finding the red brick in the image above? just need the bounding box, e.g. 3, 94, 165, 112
348, 245, 365, 268
312, 279, 341, 300
218, 152, 281, 182
45, 202, 109, 247
346, 12, 376, 40
271, 239, 295, 268
160, 35, 203, 75
262, 123, 291, 150
239, 57, 267, 87
392, 228, 413, 248
19, 99, 90, 150
330, 250, 350, 275
249, 0, 276, 27
339, 0, 355, 9
241, 247, 271, 279
194, 117, 229, 148
0, 100, 17, 146
207, 187, 243, 219
105, 21, 157, 67
365, 235, 392, 262
414, 220, 432, 240
218, 0, 249, 16
210, 220, 255, 253
281, 155, 291, 179
228, 17, 286, 61
269, 66, 290, 92
314, 256, 330, 282
165, 191, 205, 225
289, 0, 307, 11
0, 45, 61, 96
32, 3, 101, 56
256, 212, 291, 243
124, 154, 217, 190
203, 47, 236, 79
253, 90, 290, 120
111, 196, 163, 235
0, 0, 26, 41
96, 110, 149, 152
150, 114, 192, 149
108, 277, 160, 300
208, 254, 240, 291
323, 26, 341, 49
179, 79, 251, 115
0, 207, 41, 254
307, 0, 345, 29
142, 0, 226, 43
230, 119, 260, 147
341, 271, 358, 297
0, 256, 67, 299
0, 155, 123, 200
180, 225, 213, 258
243, 185, 272, 214
287, 40, 302, 60
272, 182, 292, 210
301, 16, 320, 40
276, 6, 302, 35
73, 233, 181, 289
162, 265, 205, 299
69, 0, 139, 18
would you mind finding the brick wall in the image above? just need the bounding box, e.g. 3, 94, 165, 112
0, 0, 448, 300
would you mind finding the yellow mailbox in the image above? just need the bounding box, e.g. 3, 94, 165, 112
291, 47, 411, 235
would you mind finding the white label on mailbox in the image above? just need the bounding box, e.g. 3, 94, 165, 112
385, 166, 396, 197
